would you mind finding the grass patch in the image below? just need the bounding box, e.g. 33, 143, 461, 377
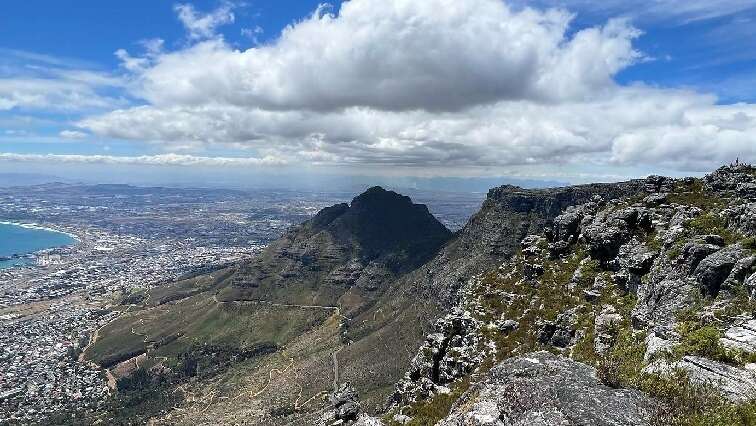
388, 378, 472, 426
640, 371, 756, 426
687, 213, 737, 244
667, 180, 727, 211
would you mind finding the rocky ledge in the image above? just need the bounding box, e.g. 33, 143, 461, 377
439, 351, 653, 426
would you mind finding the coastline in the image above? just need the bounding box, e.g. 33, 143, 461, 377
0, 221, 82, 269
0, 220, 82, 242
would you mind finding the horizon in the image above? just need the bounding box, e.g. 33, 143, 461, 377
2, 0, 755, 186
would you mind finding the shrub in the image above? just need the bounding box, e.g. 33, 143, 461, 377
687, 214, 735, 244
641, 371, 756, 426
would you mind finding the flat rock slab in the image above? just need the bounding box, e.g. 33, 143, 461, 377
438, 351, 652, 426
646, 355, 756, 402
721, 319, 756, 353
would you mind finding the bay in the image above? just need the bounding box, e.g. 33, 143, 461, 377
0, 223, 77, 269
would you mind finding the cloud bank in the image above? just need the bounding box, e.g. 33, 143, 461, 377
0, 152, 287, 167
74, 0, 756, 173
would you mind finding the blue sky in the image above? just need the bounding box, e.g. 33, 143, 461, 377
1, 0, 756, 184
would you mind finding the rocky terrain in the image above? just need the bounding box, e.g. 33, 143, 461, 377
67, 164, 756, 425
382, 164, 756, 425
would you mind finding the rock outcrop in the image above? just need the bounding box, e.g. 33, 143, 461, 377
438, 352, 653, 426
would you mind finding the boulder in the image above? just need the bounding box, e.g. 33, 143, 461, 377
644, 193, 668, 206
496, 319, 519, 334
618, 240, 657, 276
643, 332, 675, 363
723, 203, 756, 237
680, 242, 722, 273
693, 245, 751, 296
328, 383, 361, 423
552, 208, 583, 243
393, 309, 482, 404
645, 175, 675, 193
437, 352, 652, 426
633, 279, 695, 328
538, 307, 578, 348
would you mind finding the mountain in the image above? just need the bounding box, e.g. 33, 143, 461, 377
82, 166, 756, 425
218, 186, 453, 316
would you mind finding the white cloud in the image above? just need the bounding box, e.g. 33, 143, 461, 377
174, 2, 235, 40
59, 130, 88, 139
0, 152, 287, 167
124, 0, 642, 112
78, 0, 756, 173
515, 0, 756, 24
0, 77, 122, 112
240, 26, 264, 44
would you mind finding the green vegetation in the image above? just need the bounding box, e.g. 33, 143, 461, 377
386, 378, 472, 426
667, 179, 727, 211
597, 329, 646, 388
640, 372, 756, 426
688, 213, 736, 244
673, 321, 756, 366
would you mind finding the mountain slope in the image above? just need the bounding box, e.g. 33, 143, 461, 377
81, 187, 452, 424
83, 181, 651, 424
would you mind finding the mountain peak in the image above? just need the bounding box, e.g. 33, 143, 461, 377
350, 186, 413, 210
313, 186, 451, 267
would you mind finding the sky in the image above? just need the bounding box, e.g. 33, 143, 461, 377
1, 0, 756, 186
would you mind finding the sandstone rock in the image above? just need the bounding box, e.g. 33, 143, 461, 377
694, 245, 751, 296
644, 193, 668, 206
393, 309, 482, 404
721, 319, 756, 353
538, 307, 578, 348
584, 289, 602, 302
723, 203, 756, 237
438, 352, 652, 426
618, 240, 657, 276
353, 415, 384, 426
633, 279, 695, 328
323, 383, 362, 424
523, 262, 545, 280
647, 356, 756, 402
747, 272, 756, 299
552, 208, 585, 243
680, 242, 720, 272
547, 240, 570, 258
392, 414, 411, 424
643, 332, 675, 362
520, 235, 546, 258
645, 175, 675, 193
705, 164, 756, 197
496, 319, 519, 334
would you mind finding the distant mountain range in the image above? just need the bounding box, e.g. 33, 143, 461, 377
0, 172, 69, 187
0, 171, 567, 193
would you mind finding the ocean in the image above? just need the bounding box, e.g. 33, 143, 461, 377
0, 223, 77, 269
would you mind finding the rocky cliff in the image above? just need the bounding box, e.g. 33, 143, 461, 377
381, 164, 756, 426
